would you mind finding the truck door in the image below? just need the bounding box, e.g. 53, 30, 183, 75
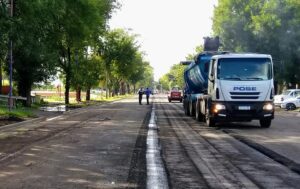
208, 59, 216, 95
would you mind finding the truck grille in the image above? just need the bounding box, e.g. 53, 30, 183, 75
230, 92, 260, 100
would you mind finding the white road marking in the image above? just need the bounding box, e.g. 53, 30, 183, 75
146, 105, 169, 189
46, 115, 63, 121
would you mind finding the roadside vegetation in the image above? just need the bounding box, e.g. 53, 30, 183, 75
213, 0, 300, 93
160, 0, 300, 93
0, 107, 34, 119
0, 0, 154, 109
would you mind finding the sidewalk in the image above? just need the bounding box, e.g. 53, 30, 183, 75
275, 107, 300, 117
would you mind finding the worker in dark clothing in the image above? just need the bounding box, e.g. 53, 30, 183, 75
138, 87, 144, 105
144, 87, 151, 105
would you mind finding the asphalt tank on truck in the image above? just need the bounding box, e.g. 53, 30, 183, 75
183, 37, 275, 128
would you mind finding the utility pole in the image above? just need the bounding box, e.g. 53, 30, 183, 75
9, 0, 14, 111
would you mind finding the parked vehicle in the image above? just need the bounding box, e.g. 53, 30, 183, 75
280, 96, 300, 110
168, 87, 182, 102
274, 89, 300, 107
183, 51, 275, 128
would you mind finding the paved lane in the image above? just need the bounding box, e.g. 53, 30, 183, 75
156, 94, 300, 188
0, 98, 150, 189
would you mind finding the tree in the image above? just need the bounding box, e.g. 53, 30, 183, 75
212, 0, 300, 90
83, 55, 104, 101
0, 0, 10, 93
159, 74, 170, 91
43, 0, 116, 104
127, 52, 146, 93
169, 64, 186, 88
2, 0, 58, 106
99, 29, 140, 97
138, 62, 154, 89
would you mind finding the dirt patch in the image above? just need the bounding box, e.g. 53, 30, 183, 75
0, 117, 24, 127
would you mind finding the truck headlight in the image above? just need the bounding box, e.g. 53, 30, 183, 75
213, 104, 226, 113
263, 103, 273, 111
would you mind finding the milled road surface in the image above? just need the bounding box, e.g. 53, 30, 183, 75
0, 98, 150, 189
156, 94, 300, 188
1, 95, 300, 189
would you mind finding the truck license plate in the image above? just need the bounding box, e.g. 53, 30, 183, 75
238, 106, 251, 110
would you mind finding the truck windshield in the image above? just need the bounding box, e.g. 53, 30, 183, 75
217, 58, 272, 81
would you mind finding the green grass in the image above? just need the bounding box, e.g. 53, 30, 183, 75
0, 94, 133, 119
0, 107, 35, 118
43, 94, 133, 105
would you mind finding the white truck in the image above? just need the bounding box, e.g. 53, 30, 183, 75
184, 53, 275, 128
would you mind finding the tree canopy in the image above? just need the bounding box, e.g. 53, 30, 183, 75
213, 0, 300, 89
0, 0, 153, 106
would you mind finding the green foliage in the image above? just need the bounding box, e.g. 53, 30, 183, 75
159, 64, 186, 90
98, 29, 152, 95
128, 52, 146, 85
213, 0, 300, 87
71, 53, 104, 91
0, 107, 35, 118
0, 1, 9, 66
44, 0, 117, 103
0, 0, 152, 104
138, 62, 154, 88
169, 64, 185, 88
159, 74, 170, 90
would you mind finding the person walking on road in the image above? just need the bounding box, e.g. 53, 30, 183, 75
138, 87, 144, 105
145, 87, 151, 105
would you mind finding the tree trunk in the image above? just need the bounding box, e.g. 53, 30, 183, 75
115, 87, 119, 96
17, 78, 32, 107
0, 62, 2, 94
86, 88, 91, 101
133, 84, 136, 94
65, 47, 71, 105
65, 72, 70, 104
76, 86, 81, 102
105, 71, 109, 99
127, 83, 130, 94
26, 87, 31, 107
121, 81, 125, 95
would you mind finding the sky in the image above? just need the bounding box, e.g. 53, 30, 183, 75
109, 0, 218, 81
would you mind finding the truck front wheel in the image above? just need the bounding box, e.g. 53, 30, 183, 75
260, 119, 271, 128
205, 108, 215, 127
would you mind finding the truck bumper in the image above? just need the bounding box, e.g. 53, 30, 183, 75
210, 101, 274, 122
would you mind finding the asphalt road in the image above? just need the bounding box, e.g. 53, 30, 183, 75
156, 94, 300, 188
0, 98, 151, 189
1, 95, 300, 189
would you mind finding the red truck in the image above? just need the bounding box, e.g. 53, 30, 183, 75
168, 87, 182, 102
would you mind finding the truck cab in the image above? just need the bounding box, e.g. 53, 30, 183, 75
203, 53, 274, 127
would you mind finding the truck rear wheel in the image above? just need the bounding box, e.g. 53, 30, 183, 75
205, 108, 215, 127
195, 101, 204, 122
184, 101, 190, 116
260, 119, 271, 128
189, 101, 195, 116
